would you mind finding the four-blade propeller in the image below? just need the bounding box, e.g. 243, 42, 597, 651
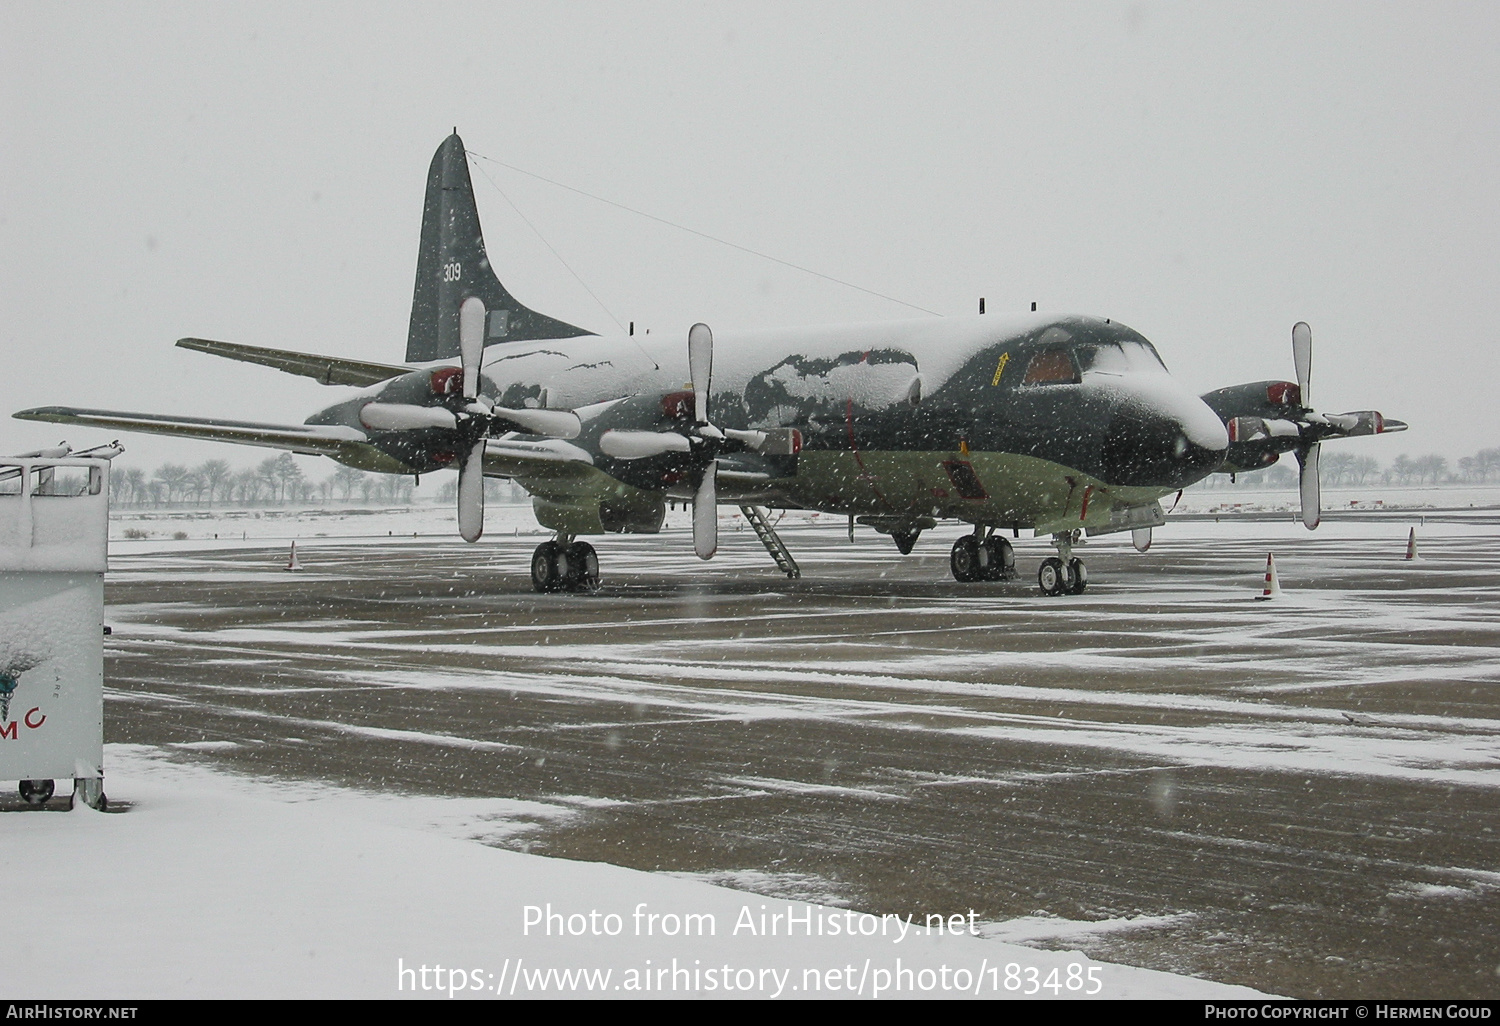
1227, 321, 1406, 530
357, 296, 581, 541
599, 322, 771, 561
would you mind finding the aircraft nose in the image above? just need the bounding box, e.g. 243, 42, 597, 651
1099, 385, 1227, 488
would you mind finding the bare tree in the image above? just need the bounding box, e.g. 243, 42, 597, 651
1321, 451, 1355, 485
197, 459, 231, 505
272, 453, 305, 504
123, 468, 145, 506
330, 464, 365, 501
153, 464, 189, 505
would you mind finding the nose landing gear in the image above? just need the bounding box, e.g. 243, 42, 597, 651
1039, 531, 1087, 596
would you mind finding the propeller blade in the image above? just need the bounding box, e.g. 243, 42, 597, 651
689, 322, 713, 424
599, 430, 692, 460
1298, 442, 1321, 530
694, 460, 718, 560
491, 407, 581, 439
459, 297, 486, 400
1292, 321, 1312, 407
457, 438, 486, 542
359, 403, 459, 431
722, 427, 768, 450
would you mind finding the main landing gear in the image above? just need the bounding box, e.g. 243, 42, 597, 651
531, 535, 600, 593
1038, 530, 1087, 597
949, 528, 1016, 582
948, 526, 1088, 596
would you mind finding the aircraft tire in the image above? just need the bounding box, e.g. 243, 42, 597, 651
1066, 558, 1088, 594
1038, 557, 1065, 596
19, 779, 54, 805
983, 537, 1015, 580
1057, 558, 1077, 594
565, 542, 600, 592
531, 542, 562, 593
950, 537, 982, 582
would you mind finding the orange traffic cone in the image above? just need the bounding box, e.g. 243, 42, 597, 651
1254, 553, 1280, 600
285, 541, 303, 571
1404, 527, 1418, 561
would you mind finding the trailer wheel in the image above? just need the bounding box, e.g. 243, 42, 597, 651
19, 779, 55, 805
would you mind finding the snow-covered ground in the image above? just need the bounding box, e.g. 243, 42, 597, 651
8, 484, 1495, 999
1176, 483, 1500, 514
6, 745, 1261, 999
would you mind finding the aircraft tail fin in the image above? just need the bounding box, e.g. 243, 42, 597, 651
405, 133, 593, 363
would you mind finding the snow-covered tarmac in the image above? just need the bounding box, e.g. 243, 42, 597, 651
5, 492, 1498, 998
7, 745, 1259, 999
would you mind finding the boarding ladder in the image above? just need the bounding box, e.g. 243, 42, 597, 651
740, 505, 800, 579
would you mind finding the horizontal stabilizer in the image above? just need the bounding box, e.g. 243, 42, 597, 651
176, 338, 412, 387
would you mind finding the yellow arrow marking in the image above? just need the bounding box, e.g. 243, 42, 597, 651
990, 352, 1011, 387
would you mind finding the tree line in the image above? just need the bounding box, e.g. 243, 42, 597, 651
108, 454, 419, 507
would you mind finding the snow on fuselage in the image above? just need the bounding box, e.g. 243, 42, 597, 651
315, 312, 1228, 525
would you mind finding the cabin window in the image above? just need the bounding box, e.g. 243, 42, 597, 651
1022, 348, 1078, 385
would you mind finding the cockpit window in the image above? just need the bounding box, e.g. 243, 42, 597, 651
1076, 340, 1167, 376
1022, 348, 1079, 385
1076, 343, 1129, 374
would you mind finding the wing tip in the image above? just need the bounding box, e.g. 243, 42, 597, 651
12, 406, 70, 422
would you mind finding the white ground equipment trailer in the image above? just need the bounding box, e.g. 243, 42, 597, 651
0, 448, 118, 809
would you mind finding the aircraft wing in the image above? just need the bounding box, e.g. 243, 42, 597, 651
176, 338, 413, 387
13, 406, 368, 458
482, 436, 596, 483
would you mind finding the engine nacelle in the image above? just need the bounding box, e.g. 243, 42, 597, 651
532, 492, 666, 535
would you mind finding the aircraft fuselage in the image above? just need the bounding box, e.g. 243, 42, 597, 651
311, 311, 1228, 537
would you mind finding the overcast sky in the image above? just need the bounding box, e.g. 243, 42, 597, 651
3, 1, 1496, 477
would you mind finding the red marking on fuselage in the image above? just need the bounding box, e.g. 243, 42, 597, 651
845, 398, 896, 513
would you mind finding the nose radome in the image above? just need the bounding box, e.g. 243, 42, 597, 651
1172, 390, 1229, 453
1104, 375, 1227, 454
1098, 380, 1229, 488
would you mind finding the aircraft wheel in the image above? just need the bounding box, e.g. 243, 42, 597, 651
564, 542, 600, 592
1038, 557, 1066, 596
1057, 558, 1077, 593
19, 779, 54, 805
531, 542, 562, 593
950, 536, 982, 582
983, 537, 1015, 580
1066, 558, 1088, 595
